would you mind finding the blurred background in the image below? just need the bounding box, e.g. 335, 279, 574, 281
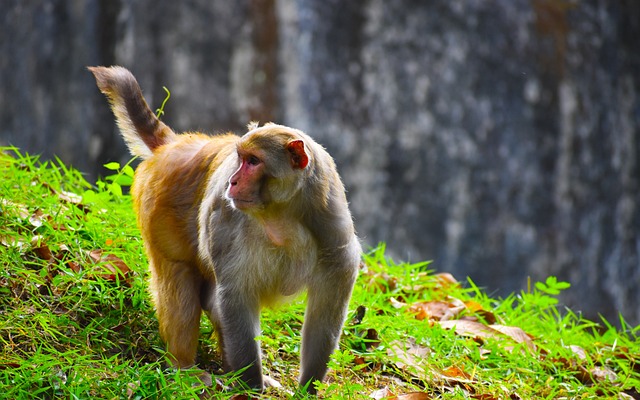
1, 1, 638, 326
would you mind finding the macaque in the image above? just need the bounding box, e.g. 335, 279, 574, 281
89, 66, 361, 393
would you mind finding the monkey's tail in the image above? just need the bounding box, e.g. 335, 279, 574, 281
89, 66, 176, 159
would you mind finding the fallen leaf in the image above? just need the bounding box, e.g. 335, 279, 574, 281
87, 249, 133, 285
39, 181, 89, 212
464, 300, 497, 324
442, 365, 472, 380
66, 261, 82, 273
1, 199, 30, 219
387, 338, 430, 376
589, 366, 617, 383
390, 297, 407, 309
397, 393, 431, 400
126, 381, 140, 399
364, 328, 381, 350
471, 395, 499, 400
370, 387, 395, 399
351, 305, 367, 325
439, 320, 537, 354
438, 320, 502, 343
33, 246, 54, 262
365, 270, 398, 293
490, 325, 536, 351
370, 388, 431, 400
57, 190, 83, 205
28, 209, 47, 227
0, 235, 27, 250
433, 272, 459, 287
567, 344, 586, 360
430, 367, 475, 387
354, 355, 367, 366
53, 244, 82, 273
409, 300, 464, 321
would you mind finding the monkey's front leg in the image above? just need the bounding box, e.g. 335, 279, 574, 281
216, 289, 264, 390
299, 266, 357, 393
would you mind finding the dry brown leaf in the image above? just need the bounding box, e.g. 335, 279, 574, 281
430, 367, 475, 387
354, 355, 367, 366
53, 244, 82, 273
87, 249, 133, 285
563, 345, 619, 384
370, 388, 431, 400
370, 387, 395, 399
32, 243, 54, 261
442, 365, 472, 380
471, 395, 500, 400
126, 381, 140, 399
464, 300, 484, 313
57, 190, 83, 205
433, 272, 459, 287
409, 300, 464, 321
351, 305, 367, 325
589, 366, 617, 383
567, 344, 587, 360
364, 328, 381, 349
490, 325, 536, 351
397, 393, 431, 400
1, 199, 30, 219
464, 300, 497, 324
38, 181, 88, 212
438, 320, 502, 342
0, 235, 27, 250
66, 261, 82, 273
387, 338, 430, 376
364, 270, 398, 293
439, 320, 537, 354
390, 297, 407, 309
28, 209, 47, 227
423, 366, 479, 397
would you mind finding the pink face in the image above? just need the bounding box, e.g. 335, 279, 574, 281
225, 150, 265, 210
225, 138, 309, 211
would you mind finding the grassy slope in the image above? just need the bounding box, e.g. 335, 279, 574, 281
0, 147, 638, 399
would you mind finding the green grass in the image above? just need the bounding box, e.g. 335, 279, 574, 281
1, 147, 638, 399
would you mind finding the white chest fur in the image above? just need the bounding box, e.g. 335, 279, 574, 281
222, 216, 318, 304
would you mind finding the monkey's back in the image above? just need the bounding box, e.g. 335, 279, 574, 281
133, 132, 240, 265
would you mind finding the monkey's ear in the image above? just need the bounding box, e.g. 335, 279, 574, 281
287, 140, 309, 169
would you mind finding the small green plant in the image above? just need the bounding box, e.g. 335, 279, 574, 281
93, 159, 136, 199
535, 275, 571, 298
155, 86, 171, 118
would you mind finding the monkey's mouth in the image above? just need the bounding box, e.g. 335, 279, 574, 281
229, 198, 256, 210
225, 191, 249, 207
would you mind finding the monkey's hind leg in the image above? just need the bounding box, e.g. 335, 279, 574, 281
149, 259, 203, 369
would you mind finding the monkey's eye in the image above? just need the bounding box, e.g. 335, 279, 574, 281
247, 155, 261, 166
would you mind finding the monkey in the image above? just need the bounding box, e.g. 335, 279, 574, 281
89, 66, 361, 393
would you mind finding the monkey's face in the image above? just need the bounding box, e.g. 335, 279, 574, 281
225, 126, 311, 213
226, 148, 267, 211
